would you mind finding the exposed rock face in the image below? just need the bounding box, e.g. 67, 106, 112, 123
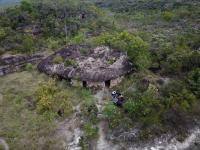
38, 45, 133, 83
0, 54, 43, 76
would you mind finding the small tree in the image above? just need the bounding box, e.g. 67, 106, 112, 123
96, 31, 151, 70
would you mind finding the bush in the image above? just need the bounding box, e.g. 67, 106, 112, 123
53, 55, 63, 64
168, 89, 196, 111
70, 33, 85, 44
187, 68, 200, 98
162, 11, 175, 21
96, 31, 151, 70
83, 123, 98, 139
161, 80, 196, 111
103, 103, 124, 128
64, 59, 78, 67
13, 35, 36, 53
0, 28, 7, 40
80, 48, 88, 55
25, 63, 33, 71
46, 37, 63, 50
160, 46, 200, 74
35, 80, 73, 117
124, 90, 160, 119
20, 1, 33, 13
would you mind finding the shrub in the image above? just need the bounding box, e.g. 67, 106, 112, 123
46, 37, 62, 50
168, 89, 196, 111
187, 68, 200, 98
160, 46, 200, 74
103, 103, 124, 128
25, 63, 33, 71
20, 1, 33, 13
35, 80, 73, 117
64, 59, 78, 67
53, 55, 63, 64
96, 31, 151, 70
80, 91, 98, 124
124, 90, 160, 119
70, 33, 85, 44
83, 123, 98, 139
80, 48, 88, 55
161, 80, 196, 111
0, 28, 6, 40
16, 35, 36, 53
162, 11, 175, 21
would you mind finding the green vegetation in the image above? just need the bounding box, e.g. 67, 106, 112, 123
162, 11, 175, 21
35, 80, 73, 117
0, 0, 200, 148
0, 72, 60, 150
187, 68, 200, 98
79, 90, 99, 149
0, 0, 113, 54
83, 123, 98, 139
0, 71, 95, 149
25, 63, 33, 71
53, 55, 63, 64
104, 103, 125, 128
64, 59, 78, 67
80, 48, 89, 55
96, 31, 151, 69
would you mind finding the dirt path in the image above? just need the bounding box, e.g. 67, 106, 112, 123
95, 89, 119, 150
56, 104, 82, 150
0, 138, 9, 150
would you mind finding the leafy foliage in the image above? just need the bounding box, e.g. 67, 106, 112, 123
162, 11, 175, 21
83, 123, 98, 139
0, 0, 110, 53
35, 80, 73, 117
104, 103, 124, 128
96, 31, 151, 69
124, 89, 160, 118
187, 68, 200, 98
25, 63, 33, 71
64, 59, 78, 67
53, 55, 63, 64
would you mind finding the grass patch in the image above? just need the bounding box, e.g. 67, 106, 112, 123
53, 55, 63, 64
64, 59, 78, 67
0, 71, 95, 150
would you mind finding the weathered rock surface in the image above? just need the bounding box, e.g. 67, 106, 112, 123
38, 45, 133, 82
0, 54, 43, 76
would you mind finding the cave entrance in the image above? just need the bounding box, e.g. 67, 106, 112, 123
83, 81, 87, 88
105, 80, 111, 88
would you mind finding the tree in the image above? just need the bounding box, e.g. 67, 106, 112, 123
96, 31, 151, 69
20, 0, 33, 13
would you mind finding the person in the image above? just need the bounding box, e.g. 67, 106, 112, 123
111, 91, 124, 107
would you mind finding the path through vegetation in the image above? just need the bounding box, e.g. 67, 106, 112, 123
95, 89, 119, 150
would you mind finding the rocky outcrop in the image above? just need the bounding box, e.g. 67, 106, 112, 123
38, 45, 133, 82
0, 54, 43, 76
